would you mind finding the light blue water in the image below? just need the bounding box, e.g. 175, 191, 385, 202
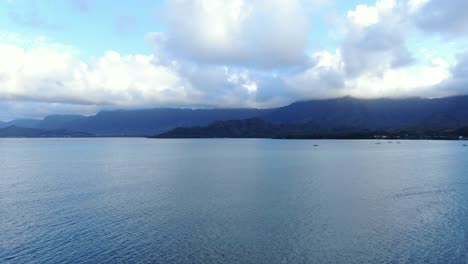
1, 139, 468, 263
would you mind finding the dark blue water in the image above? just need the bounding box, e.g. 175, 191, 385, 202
1, 139, 468, 263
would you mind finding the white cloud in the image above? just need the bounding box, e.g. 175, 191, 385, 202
347, 4, 380, 27
0, 39, 284, 119
161, 0, 310, 68
286, 50, 345, 98
345, 58, 450, 98
0, 43, 197, 106
282, 0, 458, 100
342, 0, 412, 77
285, 50, 450, 99
408, 0, 429, 14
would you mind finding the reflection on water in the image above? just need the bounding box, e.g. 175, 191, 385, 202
1, 139, 468, 263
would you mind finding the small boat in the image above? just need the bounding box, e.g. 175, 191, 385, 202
314, 144, 319, 147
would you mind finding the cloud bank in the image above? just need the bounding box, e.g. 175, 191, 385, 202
0, 0, 467, 119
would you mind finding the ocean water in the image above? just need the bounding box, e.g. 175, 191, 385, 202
1, 138, 468, 263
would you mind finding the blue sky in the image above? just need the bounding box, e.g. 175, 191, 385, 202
0, 0, 164, 57
0, 0, 467, 120
1, 0, 377, 58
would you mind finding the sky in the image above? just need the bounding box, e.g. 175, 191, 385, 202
0, 0, 467, 120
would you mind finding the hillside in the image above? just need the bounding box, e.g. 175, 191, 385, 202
155, 118, 281, 138
155, 119, 468, 140
264, 96, 468, 130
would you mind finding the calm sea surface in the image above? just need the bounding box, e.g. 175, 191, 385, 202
1, 139, 468, 263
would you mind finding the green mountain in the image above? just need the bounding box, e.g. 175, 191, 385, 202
3, 95, 468, 137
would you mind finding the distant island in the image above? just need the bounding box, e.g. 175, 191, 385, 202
0, 126, 93, 138
2, 95, 468, 138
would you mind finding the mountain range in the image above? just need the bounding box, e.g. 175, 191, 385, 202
0, 126, 92, 138
2, 95, 468, 137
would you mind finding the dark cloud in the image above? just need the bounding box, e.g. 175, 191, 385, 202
286, 64, 346, 99
437, 52, 468, 95
254, 76, 291, 105
414, 0, 468, 36
342, 2, 413, 77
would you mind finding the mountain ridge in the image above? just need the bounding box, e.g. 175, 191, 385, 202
2, 95, 468, 137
